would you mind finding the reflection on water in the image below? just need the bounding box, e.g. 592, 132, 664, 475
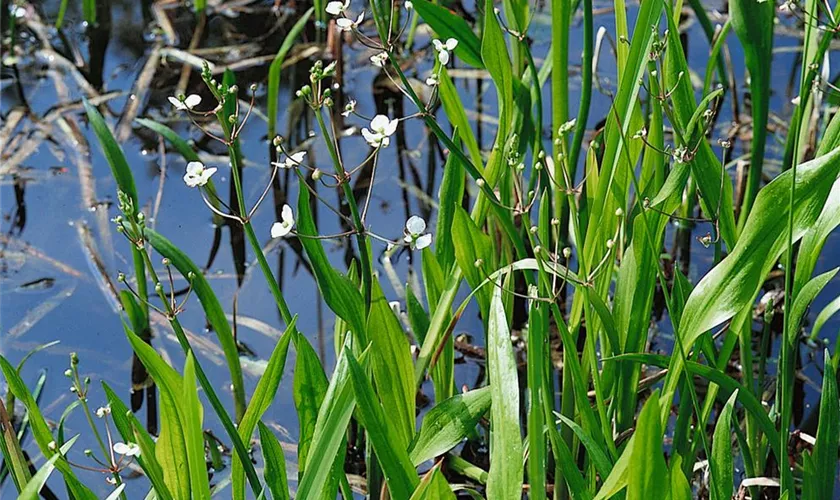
1, 0, 840, 496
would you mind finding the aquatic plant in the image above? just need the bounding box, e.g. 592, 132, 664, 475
2, 0, 840, 498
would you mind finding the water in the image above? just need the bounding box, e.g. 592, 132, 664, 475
2, 0, 840, 497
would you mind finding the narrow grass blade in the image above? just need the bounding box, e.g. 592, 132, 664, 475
267, 8, 314, 138
803, 351, 840, 500
710, 391, 737, 500
182, 353, 211, 500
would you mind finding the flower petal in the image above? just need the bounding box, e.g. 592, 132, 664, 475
384, 118, 398, 136
186, 161, 204, 175
336, 17, 353, 30
445, 38, 459, 51
370, 114, 389, 132
168, 96, 186, 110
361, 128, 380, 145
432, 39, 444, 51
406, 215, 426, 235
113, 442, 129, 455
184, 94, 202, 109
281, 204, 294, 225
438, 50, 450, 66
415, 233, 432, 250
271, 222, 292, 238
325, 1, 345, 14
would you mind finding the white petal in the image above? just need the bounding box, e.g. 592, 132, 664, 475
432, 39, 444, 51
361, 128, 381, 146
438, 50, 450, 66
271, 222, 292, 238
370, 114, 390, 132
384, 118, 398, 136
380, 136, 390, 148
406, 215, 426, 235
355, 12, 365, 24
426, 77, 438, 86
168, 96, 186, 110
281, 204, 294, 225
184, 94, 202, 109
289, 151, 307, 165
199, 167, 217, 185
404, 234, 413, 244
325, 1, 345, 15
336, 18, 354, 30
186, 161, 204, 175
405, 1, 413, 9
415, 233, 432, 250
445, 38, 459, 51
113, 442, 129, 455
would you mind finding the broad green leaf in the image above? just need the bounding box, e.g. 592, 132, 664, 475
0, 356, 97, 500
292, 330, 329, 474
232, 319, 295, 500
369, 281, 416, 448
296, 174, 366, 339
810, 294, 840, 341
664, 146, 840, 411
268, 8, 314, 138
486, 287, 523, 499
710, 391, 738, 500
145, 228, 246, 421
435, 128, 466, 271
411, 0, 483, 69
125, 328, 191, 500
182, 353, 211, 500
409, 387, 491, 466
452, 206, 493, 318
345, 349, 418, 497
627, 394, 667, 499
481, 0, 513, 134
555, 414, 611, 479
803, 350, 840, 500
258, 422, 289, 500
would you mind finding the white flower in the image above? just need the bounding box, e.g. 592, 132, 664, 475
426, 74, 439, 86
336, 11, 364, 31
168, 94, 201, 111
95, 406, 111, 418
342, 99, 357, 117
405, 1, 413, 9
370, 52, 389, 68
432, 38, 458, 66
362, 114, 398, 148
48, 441, 57, 451
326, 0, 349, 15
113, 442, 141, 457
404, 215, 432, 250
275, 151, 306, 169
270, 205, 295, 238
183, 161, 217, 188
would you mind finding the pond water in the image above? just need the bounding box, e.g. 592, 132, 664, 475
2, 0, 840, 497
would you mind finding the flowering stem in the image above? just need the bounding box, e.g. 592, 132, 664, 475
314, 107, 374, 309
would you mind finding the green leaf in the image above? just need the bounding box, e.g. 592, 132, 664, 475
258, 422, 290, 500
452, 207, 493, 318
409, 387, 491, 466
710, 391, 738, 500
803, 350, 840, 500
664, 146, 840, 409
296, 174, 366, 339
267, 8, 314, 138
555, 414, 611, 479
435, 128, 466, 271
232, 319, 295, 500
145, 228, 246, 421
102, 382, 172, 500
292, 330, 329, 474
345, 348, 419, 497
481, 0, 513, 131
125, 328, 191, 500
19, 437, 74, 500
486, 286, 523, 499
182, 353, 211, 500
296, 342, 366, 499
0, 398, 31, 492
369, 281, 416, 448
410, 463, 456, 500
83, 99, 137, 203
787, 268, 839, 344
0, 356, 97, 500
134, 119, 200, 163
411, 0, 484, 69
438, 69, 483, 169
